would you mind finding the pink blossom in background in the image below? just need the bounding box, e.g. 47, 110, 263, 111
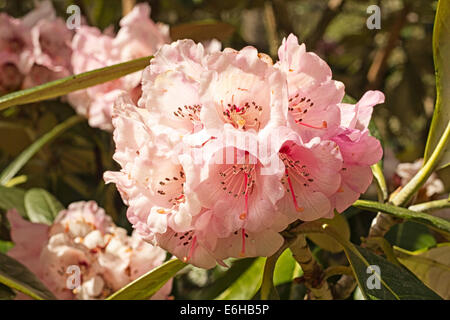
7, 201, 171, 300
0, 0, 73, 92
395, 159, 445, 198
68, 3, 170, 131
105, 35, 384, 269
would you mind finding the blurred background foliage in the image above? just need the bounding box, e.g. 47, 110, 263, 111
0, 0, 448, 299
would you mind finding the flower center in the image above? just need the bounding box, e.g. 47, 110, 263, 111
222, 101, 264, 130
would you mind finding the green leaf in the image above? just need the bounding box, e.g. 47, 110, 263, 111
273, 248, 299, 286
307, 214, 350, 253
0, 241, 14, 254
294, 222, 442, 300
353, 199, 450, 235
0, 56, 152, 110
0, 283, 15, 300
170, 20, 235, 42
107, 258, 186, 300
424, 0, 450, 168
24, 189, 64, 225
0, 185, 26, 217
395, 244, 450, 299
344, 244, 441, 300
216, 257, 265, 300
190, 258, 256, 300
0, 115, 84, 186
0, 252, 56, 300
385, 221, 436, 251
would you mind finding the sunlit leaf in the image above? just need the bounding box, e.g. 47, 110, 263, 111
0, 56, 151, 110
395, 244, 450, 299
424, 0, 450, 168
107, 258, 186, 300
24, 189, 64, 225
215, 257, 265, 300
307, 214, 350, 253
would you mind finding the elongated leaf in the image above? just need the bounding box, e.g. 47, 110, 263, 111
0, 185, 26, 217
395, 244, 450, 299
296, 222, 442, 300
424, 0, 450, 167
0, 115, 84, 185
0, 56, 151, 110
344, 243, 441, 300
307, 214, 350, 253
24, 189, 64, 225
353, 199, 450, 235
0, 252, 56, 300
107, 258, 186, 300
273, 248, 299, 286
216, 257, 265, 300
261, 254, 280, 300
171, 20, 235, 42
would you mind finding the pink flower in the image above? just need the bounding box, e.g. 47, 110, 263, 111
275, 34, 344, 142
328, 91, 384, 212
68, 3, 170, 131
0, 1, 73, 90
7, 201, 170, 300
0, 13, 33, 74
106, 35, 384, 268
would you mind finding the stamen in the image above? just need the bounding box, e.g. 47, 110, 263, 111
285, 169, 304, 212
183, 236, 197, 263
295, 120, 328, 129
240, 229, 246, 257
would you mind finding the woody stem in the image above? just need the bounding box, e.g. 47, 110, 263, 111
289, 234, 333, 300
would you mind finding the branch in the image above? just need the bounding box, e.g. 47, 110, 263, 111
290, 235, 333, 300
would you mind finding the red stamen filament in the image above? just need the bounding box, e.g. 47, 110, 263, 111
285, 169, 304, 212
240, 228, 246, 256
183, 236, 197, 263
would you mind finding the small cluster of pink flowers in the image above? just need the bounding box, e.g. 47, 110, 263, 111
104, 34, 384, 269
0, 0, 73, 94
67, 3, 171, 131
7, 201, 170, 300
0, 2, 173, 131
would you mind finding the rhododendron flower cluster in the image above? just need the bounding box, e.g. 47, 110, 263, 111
0, 0, 73, 93
67, 3, 170, 131
7, 201, 170, 300
104, 34, 384, 269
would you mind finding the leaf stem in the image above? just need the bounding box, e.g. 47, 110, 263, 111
408, 198, 450, 213
391, 122, 450, 207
